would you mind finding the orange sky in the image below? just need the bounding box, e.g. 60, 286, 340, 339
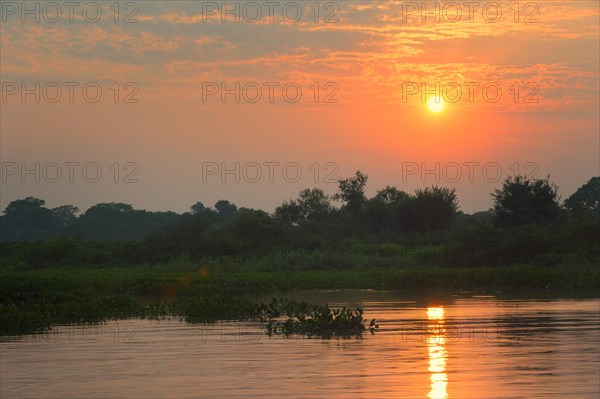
1, 0, 599, 213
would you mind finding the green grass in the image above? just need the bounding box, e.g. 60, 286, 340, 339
1, 263, 598, 336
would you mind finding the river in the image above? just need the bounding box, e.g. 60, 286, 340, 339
1, 291, 599, 398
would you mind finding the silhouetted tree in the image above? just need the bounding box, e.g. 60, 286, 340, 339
232, 209, 281, 242
298, 188, 332, 220
215, 200, 238, 223
373, 186, 410, 204
564, 177, 600, 220
492, 175, 562, 228
334, 171, 368, 215
275, 188, 332, 225
411, 186, 459, 231
364, 186, 411, 232
0, 197, 59, 241
51, 205, 79, 228
190, 202, 207, 215
72, 203, 180, 241
274, 200, 303, 225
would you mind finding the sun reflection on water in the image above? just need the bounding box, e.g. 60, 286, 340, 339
427, 307, 448, 399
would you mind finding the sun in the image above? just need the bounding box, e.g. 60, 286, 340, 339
427, 96, 445, 113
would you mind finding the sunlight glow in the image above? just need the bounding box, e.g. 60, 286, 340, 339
427, 96, 445, 113
427, 307, 445, 320
427, 307, 448, 399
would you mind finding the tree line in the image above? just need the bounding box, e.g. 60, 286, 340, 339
1, 174, 598, 269
1, 174, 598, 245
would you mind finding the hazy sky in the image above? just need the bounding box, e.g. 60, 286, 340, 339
1, 0, 599, 214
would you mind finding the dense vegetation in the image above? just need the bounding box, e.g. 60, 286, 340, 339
1, 174, 598, 336
1, 174, 598, 270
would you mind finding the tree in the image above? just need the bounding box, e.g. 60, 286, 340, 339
0, 197, 60, 241
492, 175, 562, 228
84, 203, 134, 215
333, 171, 368, 215
190, 202, 207, 215
275, 188, 332, 225
52, 205, 79, 228
232, 209, 281, 242
373, 186, 410, 204
274, 200, 303, 225
411, 186, 459, 231
72, 203, 135, 240
564, 177, 600, 220
364, 186, 411, 232
144, 209, 215, 262
297, 188, 332, 221
214, 200, 238, 222
3, 197, 47, 216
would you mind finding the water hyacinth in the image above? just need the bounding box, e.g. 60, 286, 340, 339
262, 298, 379, 338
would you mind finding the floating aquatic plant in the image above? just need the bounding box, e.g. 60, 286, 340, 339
262, 298, 379, 338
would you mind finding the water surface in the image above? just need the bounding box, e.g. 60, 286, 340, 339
2, 292, 599, 398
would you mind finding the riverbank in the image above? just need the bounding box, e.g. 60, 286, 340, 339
1, 263, 598, 335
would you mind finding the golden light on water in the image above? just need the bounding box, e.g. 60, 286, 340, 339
428, 307, 445, 320
427, 307, 448, 399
